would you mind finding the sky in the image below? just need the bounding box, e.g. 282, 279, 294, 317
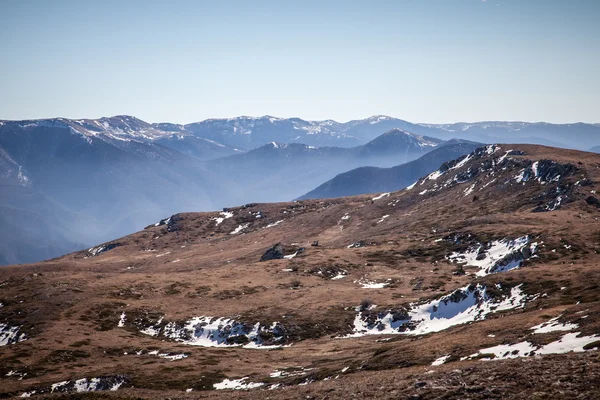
0, 0, 599, 124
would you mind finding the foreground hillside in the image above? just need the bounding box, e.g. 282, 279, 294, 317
1, 144, 600, 399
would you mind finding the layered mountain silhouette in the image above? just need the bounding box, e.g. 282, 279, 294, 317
205, 129, 443, 203
1, 114, 599, 264
299, 139, 482, 200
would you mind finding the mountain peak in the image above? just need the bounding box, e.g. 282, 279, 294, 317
381, 128, 414, 136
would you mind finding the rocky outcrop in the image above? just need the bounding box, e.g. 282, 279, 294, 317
586, 195, 600, 208
260, 243, 285, 261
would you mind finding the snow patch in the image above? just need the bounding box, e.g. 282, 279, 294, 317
463, 183, 476, 196
406, 181, 418, 190
372, 193, 390, 201
214, 377, 264, 390
349, 284, 527, 337
0, 323, 25, 346
230, 223, 250, 235
530, 316, 578, 334
49, 376, 127, 393
465, 332, 600, 361
214, 211, 234, 225
447, 236, 535, 277
266, 220, 284, 228
141, 316, 287, 349
356, 279, 391, 289
432, 354, 451, 366
377, 215, 390, 224
117, 312, 126, 328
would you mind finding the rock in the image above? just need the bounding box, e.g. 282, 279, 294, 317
260, 243, 285, 261
585, 196, 600, 208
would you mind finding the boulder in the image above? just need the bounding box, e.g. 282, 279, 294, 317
586, 195, 600, 208
260, 243, 285, 261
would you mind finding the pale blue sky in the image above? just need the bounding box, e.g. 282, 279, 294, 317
1, 0, 598, 123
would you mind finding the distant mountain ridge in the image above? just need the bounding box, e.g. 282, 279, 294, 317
298, 139, 483, 200
3, 115, 598, 151
205, 129, 444, 203
1, 113, 600, 265
0, 120, 446, 265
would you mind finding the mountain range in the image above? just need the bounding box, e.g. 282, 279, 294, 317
4, 115, 599, 151
1, 114, 599, 265
0, 118, 447, 264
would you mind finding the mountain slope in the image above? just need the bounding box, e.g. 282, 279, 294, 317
299, 139, 481, 200
1, 144, 599, 399
153, 135, 242, 160
414, 121, 600, 150
0, 186, 88, 265
206, 130, 443, 203
0, 121, 240, 264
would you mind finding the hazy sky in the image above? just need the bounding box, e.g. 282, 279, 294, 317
1, 0, 599, 123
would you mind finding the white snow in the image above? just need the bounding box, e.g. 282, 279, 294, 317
431, 354, 451, 366
349, 284, 527, 337
157, 352, 188, 361
463, 184, 476, 196
485, 144, 500, 155
341, 213, 351, 220
230, 223, 250, 234
497, 150, 513, 164
331, 272, 348, 280
467, 341, 538, 360
144, 316, 287, 349
154, 217, 171, 227
423, 170, 443, 183
531, 161, 539, 178
368, 115, 390, 124
117, 312, 126, 328
372, 193, 390, 201
88, 245, 106, 256
357, 279, 390, 289
466, 332, 600, 361
447, 236, 534, 277
214, 377, 264, 390
284, 251, 299, 259
514, 169, 528, 184
214, 211, 234, 225
536, 332, 599, 354
140, 317, 163, 336
0, 323, 25, 346
530, 316, 578, 334
449, 154, 473, 171
73, 378, 101, 392
266, 220, 284, 228
377, 215, 390, 223
49, 377, 126, 393
406, 181, 418, 190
